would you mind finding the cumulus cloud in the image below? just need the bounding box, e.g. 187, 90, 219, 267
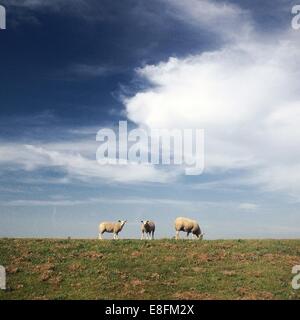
124, 0, 300, 198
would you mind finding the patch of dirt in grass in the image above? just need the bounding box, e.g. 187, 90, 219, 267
131, 251, 142, 258
232, 252, 257, 263
35, 262, 56, 282
6, 266, 20, 274
161, 243, 179, 250
190, 251, 228, 263
192, 267, 205, 272
173, 291, 216, 300
262, 253, 299, 266
32, 295, 49, 300
236, 288, 274, 300
189, 253, 210, 262
130, 279, 143, 286
40, 273, 52, 281
119, 272, 129, 280
15, 284, 24, 290
80, 251, 104, 260
52, 242, 72, 250
248, 271, 263, 278
122, 279, 147, 297
164, 256, 176, 262
150, 273, 160, 279
213, 250, 227, 261
35, 262, 55, 273
48, 276, 62, 286
222, 270, 237, 276
215, 243, 235, 249
68, 263, 86, 272
11, 252, 32, 265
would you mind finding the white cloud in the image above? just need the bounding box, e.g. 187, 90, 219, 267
124, 0, 300, 198
0, 141, 174, 184
2, 0, 300, 198
164, 0, 254, 41
238, 203, 258, 211
1, 196, 190, 207
1, 196, 259, 214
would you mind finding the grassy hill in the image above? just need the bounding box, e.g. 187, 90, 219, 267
0, 238, 300, 300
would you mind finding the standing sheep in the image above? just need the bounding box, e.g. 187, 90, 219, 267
141, 220, 155, 240
98, 220, 127, 240
174, 217, 204, 240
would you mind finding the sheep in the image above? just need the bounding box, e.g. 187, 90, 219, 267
98, 220, 127, 240
174, 217, 204, 240
141, 220, 155, 240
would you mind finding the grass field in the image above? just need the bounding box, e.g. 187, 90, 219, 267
0, 238, 300, 300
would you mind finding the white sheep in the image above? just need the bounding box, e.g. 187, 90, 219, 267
174, 217, 204, 240
98, 220, 127, 240
141, 220, 155, 240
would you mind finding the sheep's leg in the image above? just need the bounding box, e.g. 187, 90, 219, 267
151, 231, 154, 240
186, 232, 190, 239
98, 233, 103, 240
141, 231, 144, 240
99, 231, 105, 240
176, 231, 180, 240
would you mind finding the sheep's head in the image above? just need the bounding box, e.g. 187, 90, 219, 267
141, 220, 150, 226
118, 220, 127, 227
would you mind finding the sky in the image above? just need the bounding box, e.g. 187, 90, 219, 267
0, 0, 300, 239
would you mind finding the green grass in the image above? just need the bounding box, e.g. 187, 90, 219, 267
0, 238, 300, 300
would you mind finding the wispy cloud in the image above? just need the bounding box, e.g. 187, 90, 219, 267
238, 203, 259, 211
1, 195, 260, 214
67, 64, 123, 79
163, 0, 254, 41
0, 139, 175, 184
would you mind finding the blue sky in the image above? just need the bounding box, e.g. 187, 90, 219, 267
1, 0, 300, 239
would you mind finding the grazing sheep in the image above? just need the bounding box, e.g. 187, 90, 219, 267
174, 217, 204, 240
98, 220, 127, 240
141, 220, 155, 240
